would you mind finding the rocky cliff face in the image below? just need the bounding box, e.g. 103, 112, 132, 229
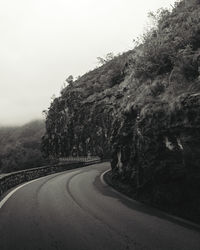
42, 53, 129, 159
42, 0, 200, 217
111, 93, 200, 209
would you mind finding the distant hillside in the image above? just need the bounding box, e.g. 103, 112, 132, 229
42, 0, 200, 222
0, 120, 46, 173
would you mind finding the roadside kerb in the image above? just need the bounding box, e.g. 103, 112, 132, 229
101, 169, 200, 231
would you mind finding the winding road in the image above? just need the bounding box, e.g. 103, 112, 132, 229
0, 162, 200, 250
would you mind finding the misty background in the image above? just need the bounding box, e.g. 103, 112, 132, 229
0, 0, 176, 126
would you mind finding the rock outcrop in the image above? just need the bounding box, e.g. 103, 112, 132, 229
42, 0, 200, 219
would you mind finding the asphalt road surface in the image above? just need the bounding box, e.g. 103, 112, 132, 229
0, 162, 200, 250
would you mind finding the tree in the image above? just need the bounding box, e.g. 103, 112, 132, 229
42, 110, 48, 119
97, 52, 115, 65
66, 75, 74, 85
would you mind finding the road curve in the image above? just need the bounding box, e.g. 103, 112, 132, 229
0, 162, 200, 250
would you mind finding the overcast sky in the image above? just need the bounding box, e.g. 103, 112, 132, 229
0, 0, 176, 126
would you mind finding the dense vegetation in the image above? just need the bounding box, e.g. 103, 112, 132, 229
42, 0, 200, 221
0, 120, 46, 173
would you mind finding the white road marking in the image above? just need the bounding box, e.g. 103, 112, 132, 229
0, 169, 80, 210
0, 176, 46, 209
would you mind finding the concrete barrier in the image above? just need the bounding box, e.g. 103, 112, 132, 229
0, 162, 85, 197
59, 156, 101, 163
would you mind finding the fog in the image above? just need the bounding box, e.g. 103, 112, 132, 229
0, 0, 176, 126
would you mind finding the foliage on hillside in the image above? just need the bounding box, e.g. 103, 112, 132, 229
42, 52, 130, 158
42, 0, 200, 221
0, 120, 45, 173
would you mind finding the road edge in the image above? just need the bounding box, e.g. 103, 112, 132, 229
100, 169, 200, 232
0, 175, 48, 209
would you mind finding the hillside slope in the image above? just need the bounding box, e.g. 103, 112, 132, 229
42, 0, 200, 221
0, 120, 45, 173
